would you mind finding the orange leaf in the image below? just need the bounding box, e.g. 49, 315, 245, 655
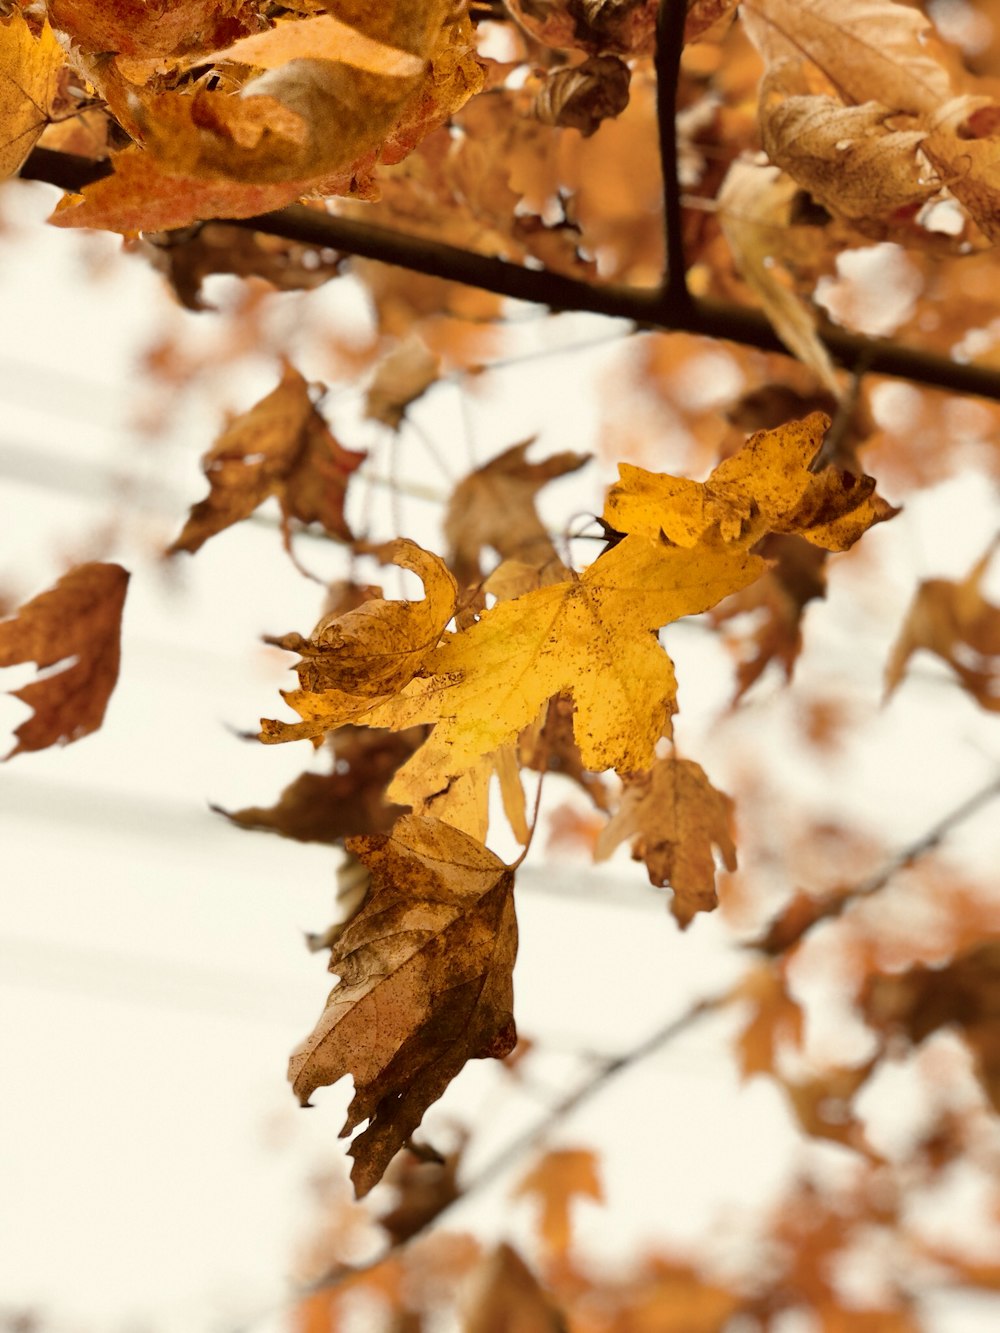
514, 1149, 603, 1261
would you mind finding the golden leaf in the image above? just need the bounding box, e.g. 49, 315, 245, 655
0, 14, 66, 180
604, 412, 895, 552
288, 815, 517, 1196
0, 563, 129, 758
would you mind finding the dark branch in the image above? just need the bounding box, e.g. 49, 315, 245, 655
20, 147, 1000, 405
654, 0, 693, 314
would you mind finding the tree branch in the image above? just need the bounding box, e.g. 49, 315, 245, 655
654, 0, 693, 315
20, 146, 1000, 406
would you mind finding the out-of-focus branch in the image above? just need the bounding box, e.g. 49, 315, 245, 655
20, 147, 1000, 405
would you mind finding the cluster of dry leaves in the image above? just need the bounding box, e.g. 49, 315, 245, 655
5, 0, 1000, 1327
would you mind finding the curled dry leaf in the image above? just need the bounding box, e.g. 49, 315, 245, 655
595, 756, 737, 927
605, 412, 896, 553
507, 0, 658, 56
742, 0, 1000, 244
0, 14, 68, 180
717, 161, 841, 397
47, 0, 263, 59
515, 1148, 603, 1262
534, 55, 631, 139
264, 538, 457, 730
168, 362, 364, 555
443, 440, 589, 586
288, 815, 518, 1196
0, 562, 129, 759
885, 540, 1000, 711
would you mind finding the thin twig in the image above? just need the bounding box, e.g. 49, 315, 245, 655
21, 147, 1000, 405
754, 770, 1000, 954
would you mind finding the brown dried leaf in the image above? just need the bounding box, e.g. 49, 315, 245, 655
288, 815, 517, 1196
534, 55, 631, 139
168, 362, 364, 554
514, 1149, 603, 1261
378, 1136, 465, 1245
885, 540, 1000, 710
710, 533, 828, 699
444, 440, 589, 586
0, 563, 129, 759
595, 756, 737, 927
717, 161, 841, 397
217, 727, 422, 844
862, 939, 1000, 1111
365, 338, 440, 430
463, 1244, 566, 1333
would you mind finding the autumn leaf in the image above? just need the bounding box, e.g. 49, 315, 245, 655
288, 815, 517, 1196
308, 536, 766, 796
463, 1244, 566, 1333
0, 562, 129, 758
731, 962, 804, 1079
862, 940, 1000, 1111
534, 55, 631, 139
216, 727, 422, 844
717, 161, 841, 398
595, 756, 737, 927
710, 534, 828, 698
515, 1149, 603, 1262
364, 337, 440, 430
265, 539, 457, 725
885, 540, 1000, 711
168, 362, 364, 555
0, 14, 67, 181
444, 440, 590, 586
604, 412, 895, 553
48, 0, 263, 59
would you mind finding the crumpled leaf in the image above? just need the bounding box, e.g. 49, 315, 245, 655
269, 535, 765, 788
443, 440, 590, 586
0, 14, 67, 180
717, 160, 841, 397
595, 756, 737, 927
759, 66, 937, 226
605, 412, 895, 553
364, 337, 440, 430
741, 0, 1000, 244
0, 562, 129, 758
216, 726, 422, 844
266, 538, 457, 721
534, 55, 631, 139
287, 815, 518, 1196
885, 539, 1000, 710
507, 0, 658, 56
48, 0, 262, 59
514, 1149, 603, 1261
168, 362, 364, 554
862, 939, 1000, 1112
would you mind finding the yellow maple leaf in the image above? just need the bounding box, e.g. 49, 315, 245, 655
604, 413, 895, 552
0, 14, 66, 180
